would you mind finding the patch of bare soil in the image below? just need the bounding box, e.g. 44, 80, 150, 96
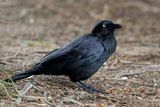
0, 0, 160, 106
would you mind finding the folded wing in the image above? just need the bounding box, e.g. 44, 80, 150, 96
35, 34, 104, 74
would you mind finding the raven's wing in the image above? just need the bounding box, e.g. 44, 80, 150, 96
36, 34, 104, 74
39, 35, 86, 63
40, 48, 59, 60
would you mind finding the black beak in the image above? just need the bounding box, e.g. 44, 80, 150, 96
113, 24, 122, 29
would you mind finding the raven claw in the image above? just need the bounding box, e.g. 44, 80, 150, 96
76, 81, 106, 94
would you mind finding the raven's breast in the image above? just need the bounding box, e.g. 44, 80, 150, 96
69, 50, 112, 82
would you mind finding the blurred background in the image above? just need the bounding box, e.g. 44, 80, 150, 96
0, 0, 160, 106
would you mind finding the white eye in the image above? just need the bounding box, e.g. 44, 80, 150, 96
102, 24, 106, 28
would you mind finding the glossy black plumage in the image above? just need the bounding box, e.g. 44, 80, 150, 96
5, 20, 121, 93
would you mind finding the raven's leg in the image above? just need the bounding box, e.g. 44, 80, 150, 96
75, 81, 105, 93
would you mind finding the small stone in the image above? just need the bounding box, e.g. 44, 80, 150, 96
29, 18, 35, 24
121, 76, 128, 80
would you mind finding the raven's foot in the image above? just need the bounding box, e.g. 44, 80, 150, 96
75, 81, 106, 94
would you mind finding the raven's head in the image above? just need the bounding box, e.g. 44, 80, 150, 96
91, 20, 122, 36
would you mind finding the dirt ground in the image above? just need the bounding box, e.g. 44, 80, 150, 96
0, 0, 160, 106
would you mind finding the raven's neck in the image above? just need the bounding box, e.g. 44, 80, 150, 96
90, 32, 117, 52
101, 33, 117, 53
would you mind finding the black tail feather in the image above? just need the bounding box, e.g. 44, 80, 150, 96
4, 69, 34, 82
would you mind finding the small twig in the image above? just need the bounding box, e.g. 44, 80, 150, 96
119, 59, 151, 65
115, 64, 160, 78
19, 95, 44, 100
63, 98, 84, 106
27, 103, 47, 106
0, 60, 12, 65
34, 51, 49, 54
16, 82, 33, 104
44, 91, 54, 106
153, 93, 160, 100
110, 58, 119, 68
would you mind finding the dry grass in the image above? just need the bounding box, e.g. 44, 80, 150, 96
0, 0, 160, 106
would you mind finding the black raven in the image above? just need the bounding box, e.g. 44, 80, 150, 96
5, 20, 121, 93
